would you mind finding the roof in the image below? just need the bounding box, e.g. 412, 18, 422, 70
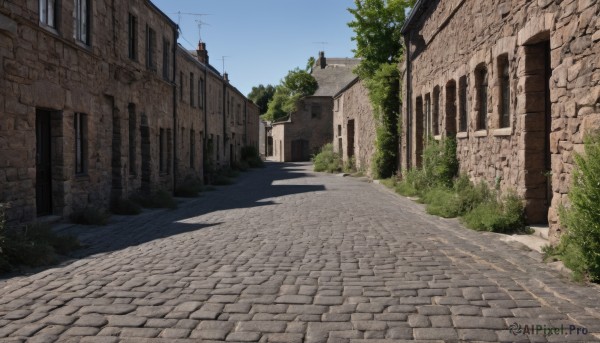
401, 0, 430, 34
311, 57, 361, 97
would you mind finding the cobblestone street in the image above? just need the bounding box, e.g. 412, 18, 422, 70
1, 162, 599, 342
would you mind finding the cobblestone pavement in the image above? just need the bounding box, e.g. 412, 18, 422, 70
1, 162, 600, 343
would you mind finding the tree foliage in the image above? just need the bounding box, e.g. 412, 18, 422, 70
348, 0, 414, 79
262, 67, 318, 122
348, 0, 414, 178
247, 84, 276, 115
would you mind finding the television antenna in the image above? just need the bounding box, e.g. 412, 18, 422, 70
171, 12, 211, 42
313, 41, 329, 52
221, 56, 230, 74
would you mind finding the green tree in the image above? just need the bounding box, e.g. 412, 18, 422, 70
348, 0, 414, 79
262, 67, 318, 122
247, 84, 275, 115
347, 0, 414, 177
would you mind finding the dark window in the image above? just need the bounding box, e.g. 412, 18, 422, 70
190, 73, 195, 107
311, 104, 321, 118
179, 72, 184, 101
216, 135, 220, 161
146, 26, 156, 70
477, 67, 488, 130
162, 39, 170, 80
74, 0, 90, 45
159, 128, 166, 173
424, 94, 431, 138
432, 87, 440, 136
74, 113, 87, 175
499, 56, 511, 128
128, 13, 137, 60
198, 78, 204, 109
190, 129, 195, 169
459, 76, 468, 132
237, 104, 241, 124
128, 104, 136, 175
338, 125, 341, 137
39, 0, 57, 28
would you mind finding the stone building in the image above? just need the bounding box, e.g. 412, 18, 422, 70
271, 52, 360, 162
333, 78, 376, 175
400, 0, 600, 241
0, 0, 259, 223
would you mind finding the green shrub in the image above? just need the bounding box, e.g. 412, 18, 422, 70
213, 175, 234, 186
233, 160, 250, 172
70, 207, 110, 226
343, 156, 356, 174
222, 167, 240, 178
462, 192, 525, 233
110, 198, 142, 215
313, 143, 343, 173
558, 133, 600, 282
423, 186, 462, 218
132, 190, 178, 209
422, 136, 458, 188
174, 177, 204, 198
0, 223, 80, 271
241, 146, 264, 168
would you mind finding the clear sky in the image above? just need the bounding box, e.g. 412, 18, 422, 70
151, 0, 358, 97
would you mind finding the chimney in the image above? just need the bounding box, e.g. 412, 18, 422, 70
223, 73, 229, 83
196, 42, 209, 64
319, 51, 326, 69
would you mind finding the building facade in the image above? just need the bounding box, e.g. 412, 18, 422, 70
0, 0, 259, 224
401, 0, 600, 242
271, 52, 360, 162
333, 78, 376, 175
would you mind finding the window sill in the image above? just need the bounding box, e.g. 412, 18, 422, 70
433, 135, 442, 141
75, 174, 90, 181
74, 40, 91, 51
474, 130, 488, 137
457, 132, 468, 139
492, 127, 512, 136
39, 23, 59, 36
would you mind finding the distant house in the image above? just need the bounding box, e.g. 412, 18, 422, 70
271, 52, 360, 162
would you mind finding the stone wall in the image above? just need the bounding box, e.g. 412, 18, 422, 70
0, 0, 259, 223
333, 79, 377, 175
401, 0, 600, 242
271, 97, 333, 162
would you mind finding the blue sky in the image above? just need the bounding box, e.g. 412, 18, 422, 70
151, 0, 358, 96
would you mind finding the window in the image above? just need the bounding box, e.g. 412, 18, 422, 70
146, 25, 156, 70
237, 104, 241, 124
338, 125, 342, 137
190, 73, 195, 107
190, 129, 195, 168
128, 13, 137, 60
74, 0, 90, 45
499, 56, 510, 128
162, 39, 170, 80
476, 66, 488, 130
216, 135, 220, 161
74, 113, 87, 175
334, 98, 339, 112
432, 87, 440, 136
40, 0, 57, 28
198, 78, 204, 109
179, 72, 184, 101
128, 104, 136, 175
424, 93, 431, 138
311, 104, 321, 118
459, 76, 468, 132
159, 128, 166, 173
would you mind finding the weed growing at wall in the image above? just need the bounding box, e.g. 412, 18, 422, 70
0, 218, 80, 273
367, 63, 400, 179
241, 146, 264, 168
69, 207, 110, 225
175, 176, 204, 198
313, 143, 342, 173
382, 137, 525, 234
132, 190, 178, 209
554, 133, 600, 282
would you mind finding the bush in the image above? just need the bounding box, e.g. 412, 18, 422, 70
0, 222, 80, 272
212, 174, 235, 186
110, 198, 142, 215
70, 207, 110, 226
462, 192, 526, 233
174, 177, 203, 198
557, 133, 600, 282
241, 146, 264, 168
343, 156, 356, 174
132, 190, 178, 209
313, 143, 342, 173
422, 136, 458, 188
